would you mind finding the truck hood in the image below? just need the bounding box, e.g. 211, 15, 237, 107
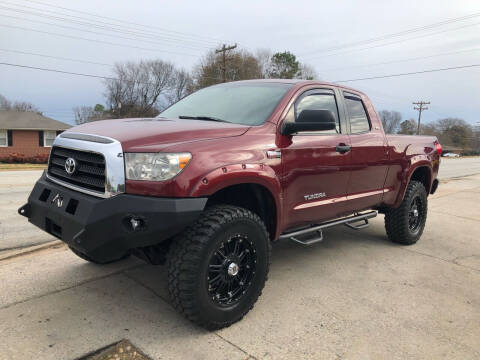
67, 118, 250, 151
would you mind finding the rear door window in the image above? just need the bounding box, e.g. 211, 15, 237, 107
344, 93, 370, 134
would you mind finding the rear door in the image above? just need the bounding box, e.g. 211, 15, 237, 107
281, 88, 352, 229
341, 91, 389, 212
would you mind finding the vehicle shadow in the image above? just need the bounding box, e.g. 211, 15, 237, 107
13, 220, 397, 338
117, 220, 395, 311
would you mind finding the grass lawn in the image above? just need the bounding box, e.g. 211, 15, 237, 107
0, 163, 47, 171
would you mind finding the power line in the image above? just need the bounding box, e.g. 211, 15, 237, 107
1, 61, 478, 91
320, 47, 480, 72
333, 64, 480, 83
302, 10, 480, 57
1, 61, 479, 84
304, 21, 480, 60
0, 48, 112, 67
0, 62, 120, 81
0, 62, 224, 83
22, 0, 227, 44
0, 23, 200, 57
356, 84, 450, 119
0, 12, 210, 52
0, 5, 214, 51
0, 0, 225, 46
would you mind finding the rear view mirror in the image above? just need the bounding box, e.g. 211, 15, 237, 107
281, 109, 336, 136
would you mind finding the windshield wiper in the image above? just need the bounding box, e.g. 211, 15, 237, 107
178, 115, 229, 123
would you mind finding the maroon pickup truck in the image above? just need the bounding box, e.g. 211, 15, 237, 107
19, 79, 441, 329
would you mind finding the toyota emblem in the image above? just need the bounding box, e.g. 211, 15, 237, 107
65, 157, 77, 175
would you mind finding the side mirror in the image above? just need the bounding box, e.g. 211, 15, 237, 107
281, 109, 336, 136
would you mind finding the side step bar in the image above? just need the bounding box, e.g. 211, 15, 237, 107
279, 211, 377, 246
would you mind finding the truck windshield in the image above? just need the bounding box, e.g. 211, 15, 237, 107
158, 82, 292, 126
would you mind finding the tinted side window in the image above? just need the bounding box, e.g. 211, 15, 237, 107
344, 94, 370, 134
294, 91, 340, 133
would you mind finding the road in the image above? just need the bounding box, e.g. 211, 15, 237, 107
0, 170, 52, 251
438, 157, 480, 179
1, 157, 478, 252
0, 172, 479, 359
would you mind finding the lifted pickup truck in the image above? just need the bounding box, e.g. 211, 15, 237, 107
19, 80, 441, 329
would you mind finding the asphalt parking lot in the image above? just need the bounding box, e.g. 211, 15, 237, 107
0, 159, 479, 359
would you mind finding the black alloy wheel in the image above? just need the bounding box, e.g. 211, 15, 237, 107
408, 196, 423, 233
167, 205, 270, 330
207, 233, 257, 306
385, 180, 428, 245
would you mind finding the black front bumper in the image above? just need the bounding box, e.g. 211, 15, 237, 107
19, 172, 207, 263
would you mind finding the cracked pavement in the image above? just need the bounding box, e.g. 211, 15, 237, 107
0, 162, 479, 359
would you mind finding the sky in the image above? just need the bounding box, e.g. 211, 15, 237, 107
0, 0, 479, 126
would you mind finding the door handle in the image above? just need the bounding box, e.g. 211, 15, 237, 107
335, 144, 351, 153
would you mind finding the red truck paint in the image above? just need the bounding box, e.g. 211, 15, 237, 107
20, 79, 441, 330
70, 80, 440, 241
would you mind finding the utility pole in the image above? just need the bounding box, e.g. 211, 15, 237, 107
413, 101, 430, 135
215, 43, 237, 82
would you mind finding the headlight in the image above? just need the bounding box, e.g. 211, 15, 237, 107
124, 152, 191, 181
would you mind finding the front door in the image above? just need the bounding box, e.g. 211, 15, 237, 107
280, 88, 351, 230
341, 91, 389, 212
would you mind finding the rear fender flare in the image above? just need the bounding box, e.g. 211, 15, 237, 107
393, 158, 432, 208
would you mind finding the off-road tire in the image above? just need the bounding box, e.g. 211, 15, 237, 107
68, 246, 129, 264
167, 205, 271, 330
385, 180, 428, 245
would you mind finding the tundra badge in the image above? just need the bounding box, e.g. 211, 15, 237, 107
304, 193, 326, 201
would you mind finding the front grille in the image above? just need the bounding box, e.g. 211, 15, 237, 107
48, 146, 106, 193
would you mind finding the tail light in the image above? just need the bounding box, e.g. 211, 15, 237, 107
434, 141, 442, 155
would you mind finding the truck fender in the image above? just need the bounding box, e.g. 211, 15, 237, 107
189, 163, 283, 238
392, 158, 433, 208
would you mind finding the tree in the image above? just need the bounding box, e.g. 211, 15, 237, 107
12, 101, 41, 113
167, 69, 194, 105
193, 49, 262, 89
255, 48, 273, 78
0, 94, 10, 110
268, 51, 300, 79
472, 123, 480, 153
420, 122, 438, 136
0, 94, 41, 113
435, 118, 472, 148
73, 104, 109, 125
298, 63, 318, 80
398, 119, 417, 135
104, 60, 176, 118
378, 110, 402, 134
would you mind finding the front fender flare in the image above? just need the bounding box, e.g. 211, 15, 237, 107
189, 163, 283, 238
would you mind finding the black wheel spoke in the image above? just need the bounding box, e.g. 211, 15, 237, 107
209, 274, 221, 284
407, 195, 423, 231
209, 264, 222, 272
233, 239, 240, 255
206, 233, 256, 306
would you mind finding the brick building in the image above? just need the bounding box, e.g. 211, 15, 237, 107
0, 110, 71, 160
